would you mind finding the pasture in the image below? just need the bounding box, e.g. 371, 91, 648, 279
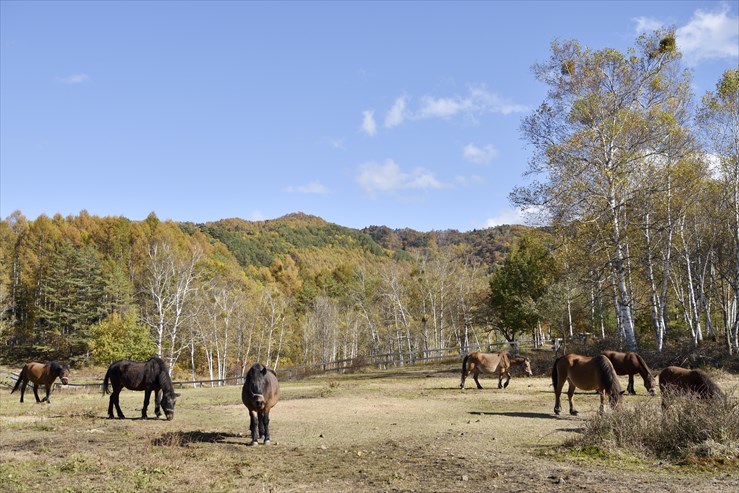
1, 363, 737, 493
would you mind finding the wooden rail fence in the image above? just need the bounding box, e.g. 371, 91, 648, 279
1, 340, 538, 392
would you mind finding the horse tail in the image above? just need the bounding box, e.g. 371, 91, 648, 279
551, 357, 560, 389
460, 354, 469, 385
103, 367, 111, 395
11, 366, 26, 394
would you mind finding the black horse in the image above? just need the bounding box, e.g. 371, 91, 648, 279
242, 363, 280, 445
103, 357, 178, 420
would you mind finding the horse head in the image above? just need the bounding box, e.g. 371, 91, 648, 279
161, 392, 179, 421
645, 374, 657, 396
52, 362, 70, 385
522, 358, 533, 377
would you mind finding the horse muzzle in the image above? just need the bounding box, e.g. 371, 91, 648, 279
165, 411, 174, 421
60, 377, 69, 385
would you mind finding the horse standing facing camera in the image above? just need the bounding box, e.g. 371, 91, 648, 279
242, 363, 280, 446
11, 361, 70, 403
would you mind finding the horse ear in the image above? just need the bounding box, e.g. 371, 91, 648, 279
620, 390, 626, 395
261, 366, 267, 376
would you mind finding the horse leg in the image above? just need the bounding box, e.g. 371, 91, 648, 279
248, 410, 259, 446
553, 375, 563, 415
258, 412, 265, 439
501, 369, 511, 389
627, 374, 636, 395
567, 381, 578, 416
142, 389, 152, 419
114, 390, 125, 419
262, 411, 271, 445
473, 370, 483, 390
32, 383, 42, 403
154, 389, 162, 418
43, 384, 52, 403
598, 390, 606, 414
19, 379, 28, 403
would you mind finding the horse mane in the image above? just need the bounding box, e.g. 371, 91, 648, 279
147, 357, 175, 397
594, 355, 622, 396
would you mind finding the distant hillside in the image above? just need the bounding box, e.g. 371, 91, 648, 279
362, 224, 532, 267
187, 212, 530, 273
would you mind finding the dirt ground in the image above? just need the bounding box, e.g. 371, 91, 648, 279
1, 364, 737, 492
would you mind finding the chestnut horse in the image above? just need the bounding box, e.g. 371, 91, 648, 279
103, 357, 178, 420
11, 361, 70, 403
552, 354, 624, 415
658, 366, 724, 409
242, 363, 280, 446
460, 351, 533, 389
602, 350, 656, 395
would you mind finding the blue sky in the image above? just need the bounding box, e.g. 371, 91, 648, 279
1, 1, 737, 232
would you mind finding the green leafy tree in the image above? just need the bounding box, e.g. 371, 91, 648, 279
89, 310, 156, 364
489, 235, 556, 341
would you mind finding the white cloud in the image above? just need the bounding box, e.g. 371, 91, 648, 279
250, 210, 267, 221
329, 138, 345, 149
285, 180, 330, 194
55, 73, 90, 84
360, 110, 377, 136
484, 206, 546, 227
463, 143, 499, 164
384, 96, 407, 128
356, 159, 444, 197
677, 4, 738, 64
416, 85, 527, 120
633, 4, 738, 65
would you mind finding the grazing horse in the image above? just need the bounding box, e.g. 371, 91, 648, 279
552, 354, 624, 415
11, 361, 70, 403
103, 357, 178, 420
602, 350, 657, 395
242, 363, 280, 446
658, 366, 724, 409
460, 351, 533, 389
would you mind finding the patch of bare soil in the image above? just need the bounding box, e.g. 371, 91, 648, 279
0, 366, 736, 492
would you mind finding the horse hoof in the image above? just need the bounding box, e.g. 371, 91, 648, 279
554, 410, 560, 415
263, 440, 270, 446
570, 410, 579, 416
248, 441, 258, 446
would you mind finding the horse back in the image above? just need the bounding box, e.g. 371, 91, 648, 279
24, 362, 49, 384
469, 351, 502, 373
108, 360, 149, 391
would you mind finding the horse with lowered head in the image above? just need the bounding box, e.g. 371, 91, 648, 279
602, 350, 656, 395
460, 351, 533, 389
658, 366, 724, 409
11, 361, 70, 403
242, 363, 280, 446
103, 357, 178, 420
552, 353, 624, 415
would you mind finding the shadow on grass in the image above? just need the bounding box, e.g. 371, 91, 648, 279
152, 430, 245, 447
468, 410, 557, 420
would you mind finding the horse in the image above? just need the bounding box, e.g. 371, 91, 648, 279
551, 353, 624, 415
103, 357, 179, 420
460, 351, 533, 389
601, 350, 657, 395
11, 361, 70, 403
658, 366, 724, 409
242, 363, 280, 446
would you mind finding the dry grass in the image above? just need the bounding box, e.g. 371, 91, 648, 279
1, 364, 738, 492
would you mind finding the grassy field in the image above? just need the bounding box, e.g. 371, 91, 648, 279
1, 363, 737, 493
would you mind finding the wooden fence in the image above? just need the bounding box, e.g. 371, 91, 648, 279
1, 339, 539, 392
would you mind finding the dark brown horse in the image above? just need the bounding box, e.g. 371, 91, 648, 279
658, 366, 724, 408
602, 350, 656, 395
242, 363, 280, 446
552, 354, 624, 415
103, 357, 178, 420
11, 361, 70, 403
460, 351, 533, 389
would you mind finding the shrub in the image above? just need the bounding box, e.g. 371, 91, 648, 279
570, 391, 738, 462
88, 310, 157, 364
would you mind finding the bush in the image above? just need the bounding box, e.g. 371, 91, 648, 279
88, 310, 157, 364
569, 391, 739, 462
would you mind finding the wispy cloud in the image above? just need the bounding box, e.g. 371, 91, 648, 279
416, 85, 527, 120
55, 73, 90, 84
484, 206, 547, 227
633, 4, 738, 65
285, 180, 330, 194
250, 210, 267, 221
356, 159, 444, 197
384, 96, 407, 128
463, 143, 499, 164
360, 110, 377, 136
329, 138, 345, 150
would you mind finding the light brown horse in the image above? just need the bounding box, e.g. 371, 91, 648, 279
552, 354, 624, 415
602, 350, 656, 395
11, 361, 70, 403
658, 366, 724, 409
460, 351, 533, 389
242, 363, 280, 445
